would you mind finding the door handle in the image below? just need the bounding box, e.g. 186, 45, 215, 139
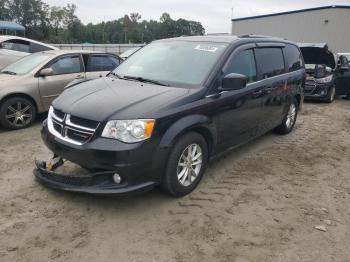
264, 86, 274, 94
252, 90, 264, 97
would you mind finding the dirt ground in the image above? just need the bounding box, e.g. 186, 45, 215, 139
0, 100, 349, 262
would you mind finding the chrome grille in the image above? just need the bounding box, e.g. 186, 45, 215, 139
48, 107, 99, 145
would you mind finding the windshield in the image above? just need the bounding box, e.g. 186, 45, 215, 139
1, 52, 52, 75
113, 41, 228, 86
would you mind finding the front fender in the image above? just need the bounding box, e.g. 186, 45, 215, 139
159, 114, 216, 149
151, 114, 216, 181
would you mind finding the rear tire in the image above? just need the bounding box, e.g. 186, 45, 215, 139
275, 98, 298, 135
0, 97, 36, 130
161, 132, 208, 197
326, 86, 336, 103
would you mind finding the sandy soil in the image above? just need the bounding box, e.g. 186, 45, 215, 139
0, 100, 350, 262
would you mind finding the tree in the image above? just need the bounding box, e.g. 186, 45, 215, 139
50, 6, 65, 36
0, 0, 205, 44
130, 12, 141, 23
0, 0, 10, 20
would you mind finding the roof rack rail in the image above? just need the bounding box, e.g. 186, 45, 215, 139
239, 34, 273, 38
238, 34, 287, 40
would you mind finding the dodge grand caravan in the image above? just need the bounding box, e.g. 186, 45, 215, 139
34, 35, 305, 197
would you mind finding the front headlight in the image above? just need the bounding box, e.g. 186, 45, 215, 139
101, 119, 155, 143
315, 75, 333, 84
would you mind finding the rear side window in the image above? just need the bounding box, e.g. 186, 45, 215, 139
87, 55, 120, 72
225, 49, 257, 83
283, 44, 303, 72
30, 42, 52, 53
255, 48, 285, 78
1, 40, 30, 53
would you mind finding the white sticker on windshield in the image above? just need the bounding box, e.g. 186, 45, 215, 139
194, 45, 218, 52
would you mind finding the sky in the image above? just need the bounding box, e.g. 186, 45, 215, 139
43, 0, 350, 33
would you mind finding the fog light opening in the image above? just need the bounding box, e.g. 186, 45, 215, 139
113, 173, 122, 184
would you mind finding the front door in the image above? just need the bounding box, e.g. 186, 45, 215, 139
38, 54, 85, 110
335, 56, 350, 95
215, 45, 268, 150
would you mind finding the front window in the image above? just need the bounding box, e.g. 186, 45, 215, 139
113, 41, 228, 86
50, 56, 82, 75
1, 52, 52, 75
225, 49, 257, 83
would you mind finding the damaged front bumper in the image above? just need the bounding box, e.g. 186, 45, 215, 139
33, 160, 156, 195
304, 81, 334, 100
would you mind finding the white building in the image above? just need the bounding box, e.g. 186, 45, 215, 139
231, 5, 350, 53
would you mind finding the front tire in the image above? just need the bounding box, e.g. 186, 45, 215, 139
275, 98, 298, 135
161, 132, 208, 197
326, 86, 336, 103
0, 97, 36, 130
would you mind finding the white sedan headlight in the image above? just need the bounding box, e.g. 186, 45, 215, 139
316, 75, 333, 83
102, 119, 155, 143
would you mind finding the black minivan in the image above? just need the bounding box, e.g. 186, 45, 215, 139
34, 35, 305, 197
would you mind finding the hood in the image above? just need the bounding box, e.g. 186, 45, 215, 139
298, 43, 336, 69
52, 77, 190, 121
0, 73, 21, 83
0, 50, 28, 69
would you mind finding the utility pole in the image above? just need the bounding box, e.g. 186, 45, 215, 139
231, 7, 234, 35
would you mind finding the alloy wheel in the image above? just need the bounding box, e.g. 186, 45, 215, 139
5, 101, 33, 128
285, 103, 296, 129
177, 143, 203, 187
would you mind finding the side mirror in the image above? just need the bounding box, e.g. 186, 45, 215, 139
39, 68, 53, 77
221, 73, 247, 91
338, 55, 350, 71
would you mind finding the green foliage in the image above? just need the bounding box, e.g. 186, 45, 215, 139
0, 0, 205, 43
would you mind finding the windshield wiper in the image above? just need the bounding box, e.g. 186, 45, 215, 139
1, 70, 16, 75
107, 71, 119, 78
122, 75, 169, 86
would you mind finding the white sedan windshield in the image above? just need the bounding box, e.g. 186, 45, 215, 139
1, 53, 52, 75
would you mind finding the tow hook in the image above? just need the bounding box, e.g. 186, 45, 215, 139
47, 154, 64, 171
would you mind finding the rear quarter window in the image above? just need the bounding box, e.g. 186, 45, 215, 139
30, 42, 52, 53
1, 39, 30, 53
283, 44, 304, 72
255, 47, 285, 78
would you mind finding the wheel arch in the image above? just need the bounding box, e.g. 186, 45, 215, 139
0, 93, 38, 113
295, 93, 302, 110
159, 114, 217, 156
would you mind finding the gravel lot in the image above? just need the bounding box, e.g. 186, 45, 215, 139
0, 100, 350, 262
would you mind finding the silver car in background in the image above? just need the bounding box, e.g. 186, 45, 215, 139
0, 35, 57, 69
0, 50, 122, 129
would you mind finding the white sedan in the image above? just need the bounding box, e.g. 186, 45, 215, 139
0, 35, 57, 69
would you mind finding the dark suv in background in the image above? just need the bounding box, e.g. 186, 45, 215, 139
299, 43, 350, 102
34, 35, 305, 197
